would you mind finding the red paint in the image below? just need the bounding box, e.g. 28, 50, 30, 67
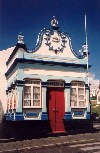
47, 87, 65, 133
14, 95, 16, 109
7, 99, 9, 111
10, 97, 12, 110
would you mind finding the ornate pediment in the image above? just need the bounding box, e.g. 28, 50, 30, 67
32, 17, 86, 59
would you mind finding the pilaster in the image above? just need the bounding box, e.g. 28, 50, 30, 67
64, 83, 72, 119
15, 80, 24, 113
85, 84, 90, 113
41, 82, 48, 120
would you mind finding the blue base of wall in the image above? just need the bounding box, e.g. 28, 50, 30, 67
64, 112, 72, 119
41, 112, 48, 120
5, 113, 24, 121
64, 112, 91, 120
86, 112, 91, 119
5, 112, 48, 121
5, 112, 90, 121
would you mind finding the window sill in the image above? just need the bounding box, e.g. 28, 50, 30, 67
23, 106, 42, 109
71, 107, 87, 108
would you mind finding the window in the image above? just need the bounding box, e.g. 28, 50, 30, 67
23, 79, 41, 108
70, 81, 86, 108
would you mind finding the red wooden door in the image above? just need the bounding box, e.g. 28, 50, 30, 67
47, 87, 65, 133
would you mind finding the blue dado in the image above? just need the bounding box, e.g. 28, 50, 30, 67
41, 112, 48, 120
86, 112, 91, 119
64, 112, 72, 119
5, 113, 24, 121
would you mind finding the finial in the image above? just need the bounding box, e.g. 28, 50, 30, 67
18, 32, 24, 44
82, 43, 88, 52
51, 16, 58, 29
81, 43, 88, 56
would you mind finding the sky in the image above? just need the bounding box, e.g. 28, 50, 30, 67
0, 0, 100, 80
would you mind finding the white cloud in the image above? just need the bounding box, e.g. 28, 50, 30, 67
89, 72, 100, 90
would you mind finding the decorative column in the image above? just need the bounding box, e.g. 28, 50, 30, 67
41, 82, 48, 120
64, 83, 72, 119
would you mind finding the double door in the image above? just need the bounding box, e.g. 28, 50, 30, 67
47, 87, 65, 133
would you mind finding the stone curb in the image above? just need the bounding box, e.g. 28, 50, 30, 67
0, 138, 15, 143
0, 138, 100, 153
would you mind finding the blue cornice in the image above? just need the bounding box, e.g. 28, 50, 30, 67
5, 58, 91, 77
6, 43, 27, 65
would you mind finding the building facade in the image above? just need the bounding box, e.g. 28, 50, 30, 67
97, 85, 100, 105
0, 17, 91, 137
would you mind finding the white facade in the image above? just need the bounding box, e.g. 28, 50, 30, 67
0, 17, 92, 136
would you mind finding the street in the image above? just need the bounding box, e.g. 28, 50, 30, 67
0, 122, 100, 153
1, 141, 100, 153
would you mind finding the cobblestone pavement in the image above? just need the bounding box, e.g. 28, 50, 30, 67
0, 131, 100, 152
0, 122, 100, 153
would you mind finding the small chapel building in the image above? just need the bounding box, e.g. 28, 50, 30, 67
0, 17, 91, 136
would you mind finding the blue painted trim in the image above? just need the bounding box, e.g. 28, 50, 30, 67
85, 84, 90, 89
5, 112, 48, 121
7, 80, 24, 91
11, 83, 16, 89
6, 27, 89, 67
7, 85, 15, 92
32, 29, 87, 59
86, 112, 91, 119
32, 29, 46, 52
74, 111, 84, 116
64, 83, 71, 88
64, 112, 72, 119
25, 112, 38, 118
5, 58, 18, 77
41, 82, 47, 87
5, 113, 24, 121
6, 43, 27, 65
15, 114, 24, 121
41, 112, 48, 120
15, 80, 24, 86
5, 58, 90, 77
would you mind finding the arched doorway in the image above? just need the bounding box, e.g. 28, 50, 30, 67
47, 80, 65, 133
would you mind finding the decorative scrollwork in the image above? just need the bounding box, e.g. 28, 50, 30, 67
45, 30, 67, 54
